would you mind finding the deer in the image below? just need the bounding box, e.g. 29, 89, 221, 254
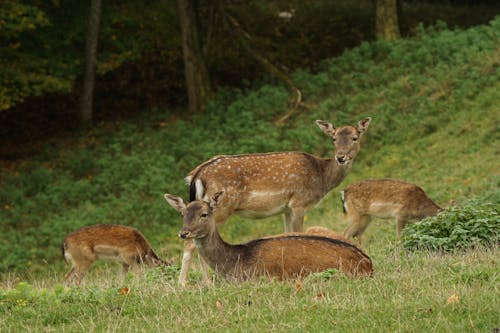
62, 224, 170, 285
341, 179, 443, 243
164, 192, 373, 282
305, 226, 352, 243
175, 117, 371, 286
269, 226, 352, 244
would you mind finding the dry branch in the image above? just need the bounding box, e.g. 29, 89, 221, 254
224, 13, 306, 124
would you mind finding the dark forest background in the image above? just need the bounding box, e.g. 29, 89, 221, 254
1, 0, 499, 157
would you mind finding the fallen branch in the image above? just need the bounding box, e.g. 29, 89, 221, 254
224, 13, 306, 124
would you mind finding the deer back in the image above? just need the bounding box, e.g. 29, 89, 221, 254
63, 224, 162, 265
305, 226, 351, 243
229, 235, 373, 280
342, 179, 442, 219
189, 152, 325, 211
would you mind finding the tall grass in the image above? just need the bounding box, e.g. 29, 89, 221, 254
1, 246, 498, 332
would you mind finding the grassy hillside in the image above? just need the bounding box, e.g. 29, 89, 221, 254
0, 17, 499, 332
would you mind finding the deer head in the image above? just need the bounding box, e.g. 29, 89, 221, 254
316, 117, 371, 165
164, 192, 224, 240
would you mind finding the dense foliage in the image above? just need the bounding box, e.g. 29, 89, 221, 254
1, 0, 499, 113
403, 202, 499, 251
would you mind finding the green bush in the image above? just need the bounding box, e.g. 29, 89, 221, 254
402, 201, 499, 252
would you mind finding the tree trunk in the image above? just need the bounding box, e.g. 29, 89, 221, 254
177, 0, 211, 113
80, 0, 102, 127
374, 0, 400, 40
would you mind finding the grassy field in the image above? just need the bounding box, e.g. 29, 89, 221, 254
1, 17, 499, 332
0, 245, 498, 332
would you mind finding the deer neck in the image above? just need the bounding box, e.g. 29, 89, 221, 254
322, 158, 351, 193
194, 227, 244, 274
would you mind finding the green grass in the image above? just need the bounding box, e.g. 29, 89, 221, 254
1, 246, 498, 332
0, 16, 499, 332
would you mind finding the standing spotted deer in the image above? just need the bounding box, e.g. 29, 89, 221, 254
341, 179, 442, 243
62, 224, 170, 285
176, 117, 371, 286
164, 192, 373, 281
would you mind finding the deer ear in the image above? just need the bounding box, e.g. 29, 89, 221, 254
210, 191, 224, 209
357, 117, 371, 133
164, 194, 186, 212
316, 120, 336, 136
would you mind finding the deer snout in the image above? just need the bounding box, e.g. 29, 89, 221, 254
179, 230, 191, 239
336, 154, 348, 164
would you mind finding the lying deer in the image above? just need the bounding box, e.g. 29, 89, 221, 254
62, 224, 170, 285
177, 117, 371, 285
341, 179, 442, 242
164, 192, 373, 282
305, 226, 351, 243
269, 226, 352, 244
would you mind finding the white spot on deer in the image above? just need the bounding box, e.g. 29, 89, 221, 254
248, 190, 286, 198
195, 179, 204, 200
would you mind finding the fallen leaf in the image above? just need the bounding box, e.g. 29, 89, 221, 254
292, 282, 303, 296
118, 287, 130, 295
446, 293, 459, 304
215, 299, 223, 310
314, 292, 325, 301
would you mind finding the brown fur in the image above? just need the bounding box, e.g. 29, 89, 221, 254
177, 118, 371, 286
305, 226, 351, 243
342, 179, 442, 242
164, 192, 373, 283
62, 224, 169, 285
269, 226, 352, 244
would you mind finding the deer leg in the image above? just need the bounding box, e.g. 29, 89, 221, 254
64, 267, 77, 286
396, 217, 408, 238
122, 262, 131, 273
179, 239, 196, 287
198, 256, 212, 286
67, 261, 92, 286
343, 215, 371, 244
284, 207, 305, 232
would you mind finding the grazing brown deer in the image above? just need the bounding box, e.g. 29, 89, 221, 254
62, 224, 170, 285
164, 192, 373, 282
341, 179, 442, 243
176, 117, 371, 285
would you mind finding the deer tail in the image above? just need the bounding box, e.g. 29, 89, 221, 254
341, 190, 347, 214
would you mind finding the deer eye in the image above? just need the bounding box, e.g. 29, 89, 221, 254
352, 137, 358, 141
200, 213, 208, 218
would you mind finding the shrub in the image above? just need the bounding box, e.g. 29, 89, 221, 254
402, 201, 499, 252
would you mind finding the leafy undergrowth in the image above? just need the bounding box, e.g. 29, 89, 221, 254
403, 201, 499, 252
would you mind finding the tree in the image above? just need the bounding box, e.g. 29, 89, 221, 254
80, 0, 103, 126
177, 0, 211, 113
374, 0, 400, 40
0, 1, 56, 111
